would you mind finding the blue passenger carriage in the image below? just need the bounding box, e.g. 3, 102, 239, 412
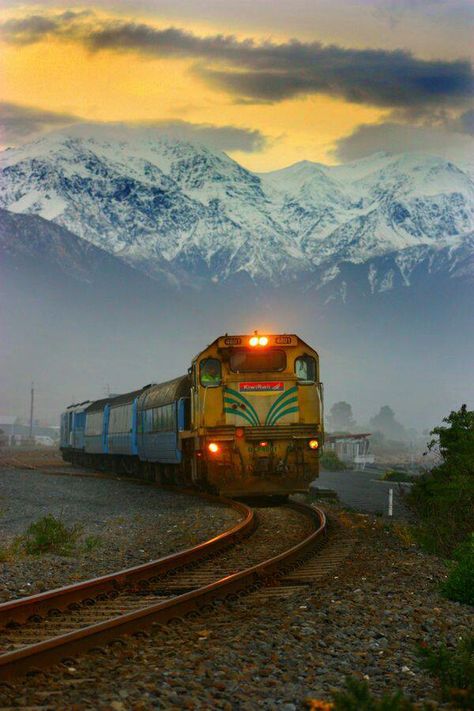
137, 376, 190, 469
60, 333, 324, 496
60, 401, 91, 462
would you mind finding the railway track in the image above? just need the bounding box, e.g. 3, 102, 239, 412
0, 499, 328, 681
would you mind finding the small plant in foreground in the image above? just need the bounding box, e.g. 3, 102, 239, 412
390, 522, 416, 547
330, 678, 415, 710
306, 678, 415, 710
83, 535, 102, 552
21, 514, 81, 556
441, 534, 474, 605
417, 636, 474, 709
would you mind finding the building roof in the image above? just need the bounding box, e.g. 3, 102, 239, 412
326, 432, 371, 441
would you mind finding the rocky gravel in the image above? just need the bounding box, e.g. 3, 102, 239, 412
1, 510, 471, 709
0, 468, 240, 601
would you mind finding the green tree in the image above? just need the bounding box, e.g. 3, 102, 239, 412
407, 404, 474, 556
328, 401, 356, 432
370, 405, 406, 441
427, 404, 474, 477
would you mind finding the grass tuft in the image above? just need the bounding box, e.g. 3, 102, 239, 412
83, 535, 103, 552
330, 677, 414, 710
20, 514, 81, 556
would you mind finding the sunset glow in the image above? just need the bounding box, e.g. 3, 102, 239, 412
1, 2, 472, 168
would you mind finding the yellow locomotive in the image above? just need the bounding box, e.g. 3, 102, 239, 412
182, 333, 324, 496
61, 333, 323, 497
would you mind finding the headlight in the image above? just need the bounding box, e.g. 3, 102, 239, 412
308, 439, 319, 450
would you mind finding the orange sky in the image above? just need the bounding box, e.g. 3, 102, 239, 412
1, 3, 472, 169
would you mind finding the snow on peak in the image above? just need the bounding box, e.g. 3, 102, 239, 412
0, 126, 473, 285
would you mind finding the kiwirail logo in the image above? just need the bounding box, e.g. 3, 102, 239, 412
239, 382, 285, 393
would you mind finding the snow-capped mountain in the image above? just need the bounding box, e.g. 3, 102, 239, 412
0, 124, 473, 296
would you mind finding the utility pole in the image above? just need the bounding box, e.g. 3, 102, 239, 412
29, 382, 34, 442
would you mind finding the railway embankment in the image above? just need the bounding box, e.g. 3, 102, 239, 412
0, 507, 470, 709
0, 447, 471, 708
0, 467, 240, 602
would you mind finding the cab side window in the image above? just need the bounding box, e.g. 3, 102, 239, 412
295, 355, 316, 383
200, 358, 222, 387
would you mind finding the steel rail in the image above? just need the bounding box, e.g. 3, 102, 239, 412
0, 502, 326, 681
0, 494, 253, 628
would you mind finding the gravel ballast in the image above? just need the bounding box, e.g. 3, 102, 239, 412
1, 510, 471, 709
0, 468, 240, 601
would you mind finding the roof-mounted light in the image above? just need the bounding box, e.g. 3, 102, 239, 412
249, 334, 268, 347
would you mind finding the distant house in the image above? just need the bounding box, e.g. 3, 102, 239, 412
325, 433, 375, 469
0, 417, 59, 446
0, 416, 18, 445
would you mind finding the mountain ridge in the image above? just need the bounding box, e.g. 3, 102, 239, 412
1, 125, 473, 298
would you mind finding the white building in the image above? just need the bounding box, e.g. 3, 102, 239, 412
326, 433, 375, 469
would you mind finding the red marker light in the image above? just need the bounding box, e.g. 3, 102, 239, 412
235, 427, 244, 438
308, 439, 319, 450
208, 442, 220, 454
259, 441, 268, 447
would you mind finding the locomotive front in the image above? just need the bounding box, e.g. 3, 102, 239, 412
184, 333, 323, 496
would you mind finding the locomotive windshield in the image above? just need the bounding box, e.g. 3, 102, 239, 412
200, 358, 222, 387
229, 349, 286, 373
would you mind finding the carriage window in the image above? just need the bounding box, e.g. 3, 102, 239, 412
200, 358, 222, 387
295, 355, 316, 383
230, 349, 286, 373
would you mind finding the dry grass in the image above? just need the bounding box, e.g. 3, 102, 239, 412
0, 447, 64, 470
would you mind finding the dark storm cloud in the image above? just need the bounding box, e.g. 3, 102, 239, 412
0, 103, 267, 152
0, 102, 80, 143
0, 11, 92, 45
86, 24, 474, 108
332, 120, 474, 161
143, 120, 267, 152
1, 13, 472, 110
452, 109, 474, 135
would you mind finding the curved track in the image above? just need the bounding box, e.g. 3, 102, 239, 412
0, 499, 326, 681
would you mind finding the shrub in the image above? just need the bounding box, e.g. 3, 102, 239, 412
441, 534, 474, 605
406, 404, 474, 557
320, 450, 347, 471
330, 677, 414, 710
406, 472, 473, 556
382, 470, 416, 483
21, 514, 80, 556
417, 636, 474, 708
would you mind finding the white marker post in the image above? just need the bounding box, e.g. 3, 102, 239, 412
388, 488, 393, 517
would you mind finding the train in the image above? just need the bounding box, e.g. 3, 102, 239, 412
60, 333, 324, 497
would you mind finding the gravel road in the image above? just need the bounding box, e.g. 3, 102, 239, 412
0, 468, 240, 601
